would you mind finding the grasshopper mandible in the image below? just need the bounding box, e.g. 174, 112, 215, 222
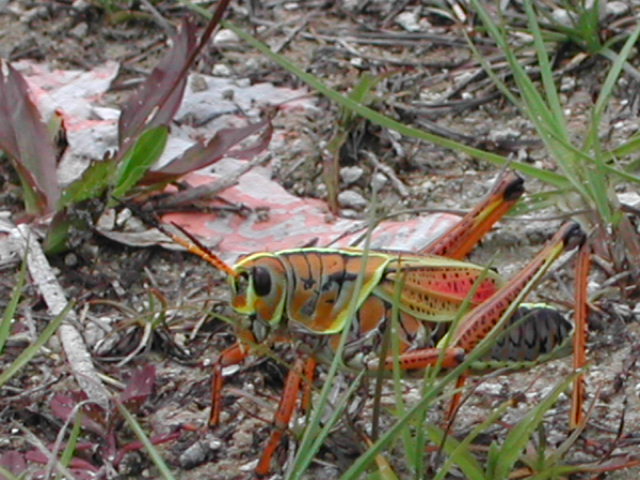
159, 172, 588, 477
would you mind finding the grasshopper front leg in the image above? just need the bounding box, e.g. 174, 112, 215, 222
209, 329, 256, 427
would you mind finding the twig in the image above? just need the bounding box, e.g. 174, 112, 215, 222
362, 151, 409, 198
10, 225, 110, 409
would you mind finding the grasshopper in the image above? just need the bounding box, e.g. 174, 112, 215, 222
159, 172, 588, 476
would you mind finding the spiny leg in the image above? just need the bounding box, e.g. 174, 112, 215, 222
370, 223, 585, 416
423, 171, 524, 259
209, 330, 255, 427
571, 241, 591, 428
256, 357, 306, 477
301, 357, 317, 414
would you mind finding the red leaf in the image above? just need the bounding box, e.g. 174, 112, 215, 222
0, 60, 60, 213
50, 392, 106, 435
0, 451, 26, 479
118, 20, 197, 150
119, 364, 156, 408
142, 118, 272, 184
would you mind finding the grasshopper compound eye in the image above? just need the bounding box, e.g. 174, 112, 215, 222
252, 267, 272, 297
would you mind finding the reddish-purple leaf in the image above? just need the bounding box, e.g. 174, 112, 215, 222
50, 392, 106, 435
24, 449, 48, 464
118, 20, 197, 150
0, 450, 26, 479
142, 118, 272, 184
0, 60, 60, 213
24, 447, 99, 473
119, 364, 156, 408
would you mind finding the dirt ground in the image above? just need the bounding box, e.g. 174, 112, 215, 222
1, 1, 639, 479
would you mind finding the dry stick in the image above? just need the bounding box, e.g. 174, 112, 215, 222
362, 151, 410, 198
10, 225, 110, 409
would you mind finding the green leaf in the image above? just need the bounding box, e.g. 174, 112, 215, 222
0, 257, 27, 353
59, 157, 118, 209
112, 125, 169, 199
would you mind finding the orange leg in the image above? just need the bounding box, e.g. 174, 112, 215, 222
446, 375, 468, 421
209, 330, 256, 427
571, 242, 591, 428
256, 357, 306, 477
301, 357, 317, 414
423, 171, 524, 259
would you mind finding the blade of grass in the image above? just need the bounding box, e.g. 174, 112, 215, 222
0, 257, 27, 353
427, 402, 513, 480
54, 409, 84, 480
115, 399, 177, 480
488, 372, 579, 479
523, 0, 567, 135
0, 302, 71, 387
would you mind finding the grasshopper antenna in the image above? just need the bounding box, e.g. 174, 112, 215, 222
161, 221, 237, 278
122, 199, 237, 278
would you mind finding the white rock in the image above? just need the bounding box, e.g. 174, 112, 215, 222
551, 8, 574, 27
213, 29, 239, 45
338, 190, 369, 209
396, 11, 421, 32
371, 172, 387, 191
618, 191, 640, 209
607, 1, 629, 16
212, 64, 232, 76
340, 166, 364, 185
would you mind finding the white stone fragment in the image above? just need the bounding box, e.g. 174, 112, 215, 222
340, 166, 364, 185
338, 190, 369, 210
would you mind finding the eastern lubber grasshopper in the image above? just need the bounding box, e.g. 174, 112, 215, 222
158, 171, 589, 477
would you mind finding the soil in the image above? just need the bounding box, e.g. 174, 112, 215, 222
1, 1, 639, 480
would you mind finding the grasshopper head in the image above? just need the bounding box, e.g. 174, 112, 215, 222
230, 253, 287, 326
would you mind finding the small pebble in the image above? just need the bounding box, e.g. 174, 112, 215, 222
340, 166, 364, 185
338, 190, 368, 209
371, 172, 387, 191
395, 11, 421, 32
212, 64, 231, 76
213, 29, 239, 45
179, 440, 210, 469
607, 1, 629, 16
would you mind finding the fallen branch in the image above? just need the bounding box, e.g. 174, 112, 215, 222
10, 225, 110, 409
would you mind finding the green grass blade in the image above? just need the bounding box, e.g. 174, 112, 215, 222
115, 399, 177, 480
56, 411, 84, 480
592, 24, 640, 137
523, 0, 567, 133
290, 206, 381, 479
426, 403, 510, 480
0, 302, 71, 387
0, 257, 28, 353
489, 372, 579, 479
